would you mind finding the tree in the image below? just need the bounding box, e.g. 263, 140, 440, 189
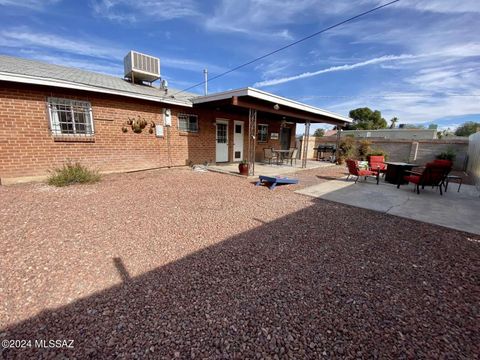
454, 121, 480, 137
313, 128, 325, 137
389, 117, 398, 129
347, 107, 388, 130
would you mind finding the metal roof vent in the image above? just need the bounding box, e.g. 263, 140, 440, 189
124, 51, 160, 84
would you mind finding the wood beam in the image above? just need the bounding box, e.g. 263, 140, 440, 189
231, 96, 345, 125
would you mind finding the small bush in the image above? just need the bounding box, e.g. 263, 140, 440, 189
337, 137, 357, 164
368, 149, 389, 161
358, 140, 372, 160
48, 162, 100, 187
436, 148, 456, 161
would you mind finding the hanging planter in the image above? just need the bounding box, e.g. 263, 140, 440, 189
123, 117, 156, 135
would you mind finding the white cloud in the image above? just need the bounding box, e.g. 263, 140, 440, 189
0, 0, 60, 10
160, 57, 227, 74
254, 54, 416, 87
204, 0, 327, 39
326, 93, 480, 124
393, 0, 480, 14
0, 27, 225, 75
91, 0, 200, 22
0, 27, 125, 60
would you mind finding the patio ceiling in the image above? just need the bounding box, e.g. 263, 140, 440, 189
192, 87, 351, 126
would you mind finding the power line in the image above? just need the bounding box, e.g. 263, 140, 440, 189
172, 0, 401, 96
304, 94, 480, 99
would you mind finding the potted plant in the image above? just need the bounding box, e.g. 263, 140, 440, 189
238, 160, 249, 176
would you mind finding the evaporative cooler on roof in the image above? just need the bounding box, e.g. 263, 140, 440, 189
124, 51, 160, 84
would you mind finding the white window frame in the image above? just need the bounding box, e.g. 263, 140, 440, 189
258, 124, 268, 143
47, 97, 94, 136
178, 113, 199, 133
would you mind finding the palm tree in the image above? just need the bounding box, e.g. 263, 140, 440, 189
389, 117, 398, 129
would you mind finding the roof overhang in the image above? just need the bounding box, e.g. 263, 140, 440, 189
0, 72, 192, 107
192, 87, 351, 125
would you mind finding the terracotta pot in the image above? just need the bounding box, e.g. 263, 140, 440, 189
238, 163, 249, 176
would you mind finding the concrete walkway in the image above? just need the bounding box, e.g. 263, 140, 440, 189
296, 177, 480, 235
208, 160, 335, 178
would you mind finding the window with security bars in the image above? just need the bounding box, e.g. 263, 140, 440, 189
48, 98, 94, 136
178, 113, 199, 133
258, 124, 268, 142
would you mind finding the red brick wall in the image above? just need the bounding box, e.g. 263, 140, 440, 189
0, 83, 218, 182
0, 82, 296, 182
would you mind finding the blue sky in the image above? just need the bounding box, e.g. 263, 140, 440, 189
1, 0, 479, 134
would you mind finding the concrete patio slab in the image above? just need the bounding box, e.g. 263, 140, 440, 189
296, 177, 480, 235
208, 160, 335, 178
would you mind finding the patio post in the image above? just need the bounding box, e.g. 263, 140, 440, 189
302, 121, 311, 168
248, 109, 257, 176
335, 126, 342, 164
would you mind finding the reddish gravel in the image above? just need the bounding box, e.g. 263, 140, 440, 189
0, 168, 479, 359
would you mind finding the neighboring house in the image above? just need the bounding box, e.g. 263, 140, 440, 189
323, 129, 338, 137
0, 54, 351, 184
340, 129, 437, 140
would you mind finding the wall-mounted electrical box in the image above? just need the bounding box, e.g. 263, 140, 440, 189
155, 124, 164, 137
164, 108, 172, 127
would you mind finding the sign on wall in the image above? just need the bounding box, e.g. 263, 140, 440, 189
270, 132, 279, 140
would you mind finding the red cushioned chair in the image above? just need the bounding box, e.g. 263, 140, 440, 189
368, 155, 387, 177
400, 161, 451, 195
346, 159, 379, 184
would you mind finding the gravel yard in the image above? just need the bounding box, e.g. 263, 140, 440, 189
0, 167, 478, 358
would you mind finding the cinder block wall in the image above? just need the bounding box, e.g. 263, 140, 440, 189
301, 136, 469, 170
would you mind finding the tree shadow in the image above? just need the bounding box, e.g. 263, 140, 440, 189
1, 199, 478, 358
113, 257, 131, 282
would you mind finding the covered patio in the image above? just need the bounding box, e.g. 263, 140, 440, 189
193, 87, 351, 176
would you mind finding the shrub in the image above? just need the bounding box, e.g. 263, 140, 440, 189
367, 149, 389, 161
436, 148, 456, 161
337, 137, 356, 164
48, 162, 100, 187
357, 140, 372, 160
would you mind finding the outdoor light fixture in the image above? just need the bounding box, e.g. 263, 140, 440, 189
273, 104, 280, 110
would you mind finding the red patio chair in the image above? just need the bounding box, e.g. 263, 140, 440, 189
368, 155, 387, 177
399, 161, 451, 195
346, 159, 379, 184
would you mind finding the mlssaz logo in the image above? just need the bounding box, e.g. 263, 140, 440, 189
34, 340, 74, 348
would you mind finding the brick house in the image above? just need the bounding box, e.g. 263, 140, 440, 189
0, 54, 351, 184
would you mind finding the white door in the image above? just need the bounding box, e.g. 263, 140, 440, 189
216, 120, 229, 162
233, 120, 244, 161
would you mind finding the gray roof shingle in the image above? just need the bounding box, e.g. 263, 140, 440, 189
0, 55, 197, 105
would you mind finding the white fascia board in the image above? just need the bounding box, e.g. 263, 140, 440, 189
191, 88, 250, 103
245, 88, 351, 123
192, 87, 351, 123
0, 72, 192, 107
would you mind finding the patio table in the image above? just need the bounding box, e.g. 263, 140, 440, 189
272, 149, 291, 164
384, 162, 418, 185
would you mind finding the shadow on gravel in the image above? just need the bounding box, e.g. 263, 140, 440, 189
1, 199, 478, 358
113, 257, 131, 283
